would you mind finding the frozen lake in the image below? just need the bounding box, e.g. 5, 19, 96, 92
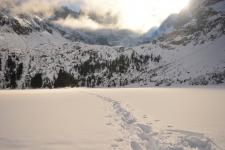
93, 88, 225, 149
0, 88, 225, 150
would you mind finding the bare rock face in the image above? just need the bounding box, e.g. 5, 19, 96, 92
0, 12, 53, 35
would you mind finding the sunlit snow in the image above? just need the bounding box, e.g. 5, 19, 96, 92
0, 88, 224, 150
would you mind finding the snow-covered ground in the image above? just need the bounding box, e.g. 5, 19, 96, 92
0, 88, 225, 150
92, 88, 225, 149
0, 89, 129, 150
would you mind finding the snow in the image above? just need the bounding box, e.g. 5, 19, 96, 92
0, 89, 129, 150
210, 0, 225, 12
158, 36, 225, 80
1, 5, 225, 88
0, 88, 225, 150
92, 88, 225, 149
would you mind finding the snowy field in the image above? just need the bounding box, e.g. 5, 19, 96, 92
0, 88, 225, 150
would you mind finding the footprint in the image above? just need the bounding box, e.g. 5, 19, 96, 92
106, 122, 112, 126
105, 114, 112, 118
114, 138, 124, 142
137, 124, 151, 133
114, 118, 118, 122
151, 132, 159, 136
147, 122, 152, 125
111, 144, 118, 148
143, 115, 148, 119
166, 132, 173, 135
130, 141, 142, 150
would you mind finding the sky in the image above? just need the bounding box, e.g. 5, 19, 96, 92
58, 0, 191, 32
117, 0, 191, 32
0, 0, 191, 33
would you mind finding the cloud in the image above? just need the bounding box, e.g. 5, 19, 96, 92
0, 0, 16, 12
0, 0, 190, 33
60, 0, 121, 29
15, 0, 59, 16
0, 0, 121, 28
55, 15, 110, 30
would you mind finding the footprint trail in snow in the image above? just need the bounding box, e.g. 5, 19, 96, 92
90, 93, 222, 150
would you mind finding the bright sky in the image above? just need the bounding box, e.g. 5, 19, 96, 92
118, 0, 190, 32
2, 0, 191, 32
58, 0, 191, 32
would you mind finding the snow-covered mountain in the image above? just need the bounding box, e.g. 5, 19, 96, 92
141, 14, 180, 43
143, 0, 225, 42
0, 0, 225, 89
49, 6, 141, 47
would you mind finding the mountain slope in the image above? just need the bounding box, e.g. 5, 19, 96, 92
0, 0, 225, 89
